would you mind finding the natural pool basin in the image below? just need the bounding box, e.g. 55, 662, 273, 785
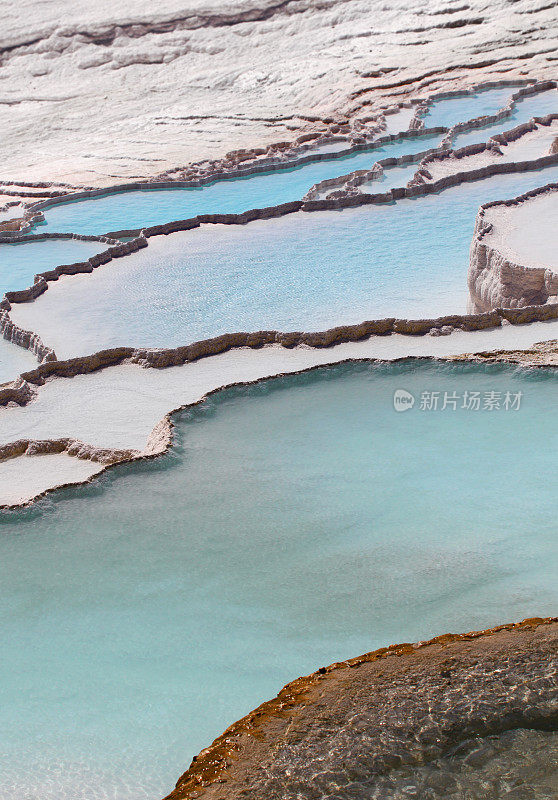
22, 89, 552, 241
482, 187, 558, 271
0, 237, 110, 383
421, 86, 515, 129
12, 164, 558, 359
451, 88, 558, 148
0, 336, 38, 384
0, 237, 109, 296
1, 360, 557, 800
34, 135, 440, 236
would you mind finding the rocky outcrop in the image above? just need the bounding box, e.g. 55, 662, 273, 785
0, 436, 138, 465
452, 337, 558, 366
0, 309, 55, 362
468, 183, 558, 312
0, 376, 35, 406
163, 617, 558, 800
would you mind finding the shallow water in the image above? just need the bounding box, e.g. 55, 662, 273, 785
353, 161, 420, 193
0, 237, 108, 295
421, 87, 515, 129
16, 164, 558, 358
26, 91, 550, 239
312, 160, 420, 199
367, 728, 558, 799
1, 361, 557, 800
36, 134, 440, 236
0, 336, 38, 384
503, 122, 558, 161
451, 89, 558, 148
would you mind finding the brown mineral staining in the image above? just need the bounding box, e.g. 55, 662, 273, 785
451, 338, 558, 367
163, 618, 557, 800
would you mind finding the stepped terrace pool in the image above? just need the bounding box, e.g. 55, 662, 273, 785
1, 360, 557, 800
0, 336, 38, 384
451, 87, 558, 148
13, 164, 558, 359
0, 237, 109, 295
420, 86, 516, 129
33, 134, 441, 236
27, 86, 545, 238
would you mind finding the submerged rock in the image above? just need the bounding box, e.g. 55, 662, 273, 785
164, 618, 558, 800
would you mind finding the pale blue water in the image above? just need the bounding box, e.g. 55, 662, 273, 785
0, 238, 109, 383
421, 87, 515, 129
1, 361, 557, 800
0, 336, 37, 384
359, 161, 420, 193
33, 164, 558, 359
0, 238, 108, 295
452, 88, 558, 148
35, 135, 440, 236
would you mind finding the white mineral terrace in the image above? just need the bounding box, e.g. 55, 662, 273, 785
418, 117, 558, 184
2, 82, 558, 508
2, 0, 558, 187
3, 5, 558, 799
482, 188, 558, 272
3, 319, 558, 508
0, 453, 105, 507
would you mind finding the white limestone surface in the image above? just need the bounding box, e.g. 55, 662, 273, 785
0, 337, 39, 387
2, 321, 558, 459
422, 117, 558, 183
482, 189, 558, 272
2, 0, 557, 186
0, 453, 104, 507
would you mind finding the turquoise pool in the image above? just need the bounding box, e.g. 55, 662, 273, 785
452, 88, 558, 149
421, 86, 516, 129
0, 237, 108, 295
0, 237, 110, 382
17, 164, 558, 359
1, 361, 557, 800
34, 134, 440, 236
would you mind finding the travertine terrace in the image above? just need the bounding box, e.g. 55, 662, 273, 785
2, 5, 558, 799
2, 0, 557, 188
1, 82, 558, 505
469, 184, 558, 312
